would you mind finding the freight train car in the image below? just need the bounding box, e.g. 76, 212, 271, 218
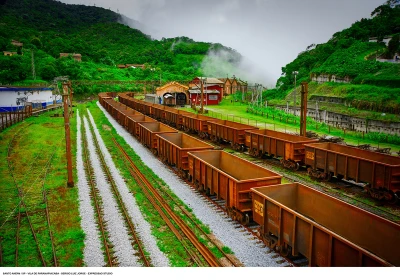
188, 150, 282, 223
245, 129, 319, 169
138, 122, 178, 155
304, 142, 400, 202
252, 183, 400, 267
126, 115, 157, 137
156, 133, 214, 178
207, 120, 259, 151
181, 113, 216, 138
163, 107, 186, 128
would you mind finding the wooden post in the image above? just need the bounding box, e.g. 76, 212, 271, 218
62, 83, 74, 188
200, 78, 204, 114
300, 82, 308, 137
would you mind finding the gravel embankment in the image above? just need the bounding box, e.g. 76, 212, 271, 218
87, 110, 170, 267
96, 102, 289, 267
83, 116, 140, 267
76, 111, 105, 267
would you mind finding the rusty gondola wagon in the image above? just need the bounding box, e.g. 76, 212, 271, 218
245, 129, 319, 170
304, 142, 400, 202
252, 182, 400, 267
138, 122, 178, 155
207, 119, 259, 151
156, 133, 214, 178
188, 150, 282, 223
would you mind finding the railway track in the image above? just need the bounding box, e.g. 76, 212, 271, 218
85, 118, 151, 267
111, 137, 238, 267
81, 123, 114, 267
4, 124, 58, 267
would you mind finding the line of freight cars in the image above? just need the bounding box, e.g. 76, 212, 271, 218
118, 92, 400, 203
99, 92, 400, 267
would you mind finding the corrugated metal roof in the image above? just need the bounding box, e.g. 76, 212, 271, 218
189, 89, 219, 94
194, 77, 224, 84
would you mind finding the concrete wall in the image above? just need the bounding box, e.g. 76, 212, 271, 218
276, 105, 400, 135
0, 88, 56, 112
310, 73, 352, 84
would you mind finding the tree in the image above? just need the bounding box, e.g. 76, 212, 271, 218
30, 37, 42, 49
388, 34, 400, 56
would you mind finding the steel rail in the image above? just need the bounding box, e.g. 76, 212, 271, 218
81, 125, 114, 267
111, 137, 223, 267
87, 119, 151, 267
146, 167, 240, 267
6, 124, 47, 267
40, 151, 58, 267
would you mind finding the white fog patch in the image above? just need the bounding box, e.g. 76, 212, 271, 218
201, 48, 275, 87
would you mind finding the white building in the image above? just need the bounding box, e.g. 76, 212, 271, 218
0, 86, 60, 112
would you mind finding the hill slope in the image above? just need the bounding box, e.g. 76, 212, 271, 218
265, 2, 400, 114
0, 0, 241, 94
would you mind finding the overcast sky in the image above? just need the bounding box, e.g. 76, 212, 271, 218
59, 0, 385, 87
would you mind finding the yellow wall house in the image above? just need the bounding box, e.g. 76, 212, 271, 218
156, 81, 189, 106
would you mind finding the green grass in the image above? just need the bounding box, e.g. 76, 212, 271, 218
0, 109, 84, 267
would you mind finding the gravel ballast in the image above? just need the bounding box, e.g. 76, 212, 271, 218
87, 110, 170, 267
84, 116, 140, 267
96, 102, 289, 267
76, 111, 105, 267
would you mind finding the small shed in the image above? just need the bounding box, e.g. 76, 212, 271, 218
3, 51, 17, 56
59, 53, 82, 62
145, 94, 158, 104
156, 81, 189, 106
0, 87, 59, 112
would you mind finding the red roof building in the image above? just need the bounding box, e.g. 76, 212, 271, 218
188, 77, 224, 105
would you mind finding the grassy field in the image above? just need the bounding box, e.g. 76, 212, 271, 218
0, 108, 83, 267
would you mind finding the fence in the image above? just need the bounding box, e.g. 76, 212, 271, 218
0, 106, 33, 132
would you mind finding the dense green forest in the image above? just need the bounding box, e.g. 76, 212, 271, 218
0, 0, 240, 94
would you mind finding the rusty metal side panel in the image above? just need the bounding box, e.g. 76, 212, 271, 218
270, 138, 277, 156
218, 174, 228, 201
188, 155, 194, 179
206, 165, 213, 192
314, 149, 326, 170
331, 238, 360, 267
265, 201, 280, 237
201, 160, 206, 186
194, 157, 201, 182
275, 139, 285, 158
347, 157, 358, 181
359, 160, 373, 185
326, 152, 336, 173
212, 168, 219, 197
295, 218, 311, 259
252, 192, 264, 228
228, 179, 235, 208
281, 209, 294, 246
336, 154, 346, 176
311, 227, 330, 267
284, 142, 292, 161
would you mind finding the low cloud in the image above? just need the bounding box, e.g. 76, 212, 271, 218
201, 47, 275, 88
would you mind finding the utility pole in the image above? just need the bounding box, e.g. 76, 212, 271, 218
200, 78, 204, 114
31, 50, 36, 81
293, 71, 298, 116
300, 82, 308, 137
62, 82, 74, 188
